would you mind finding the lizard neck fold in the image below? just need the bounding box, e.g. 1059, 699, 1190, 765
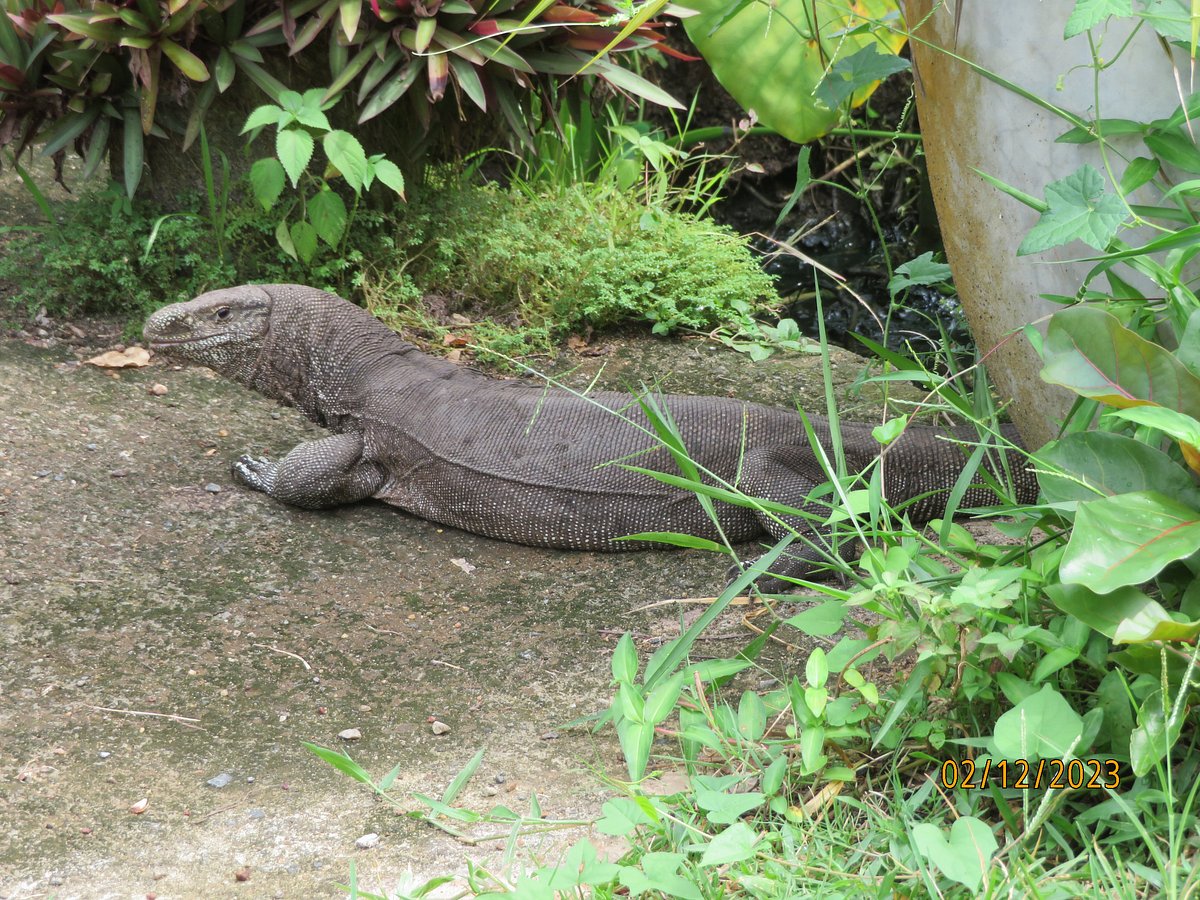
246, 285, 457, 429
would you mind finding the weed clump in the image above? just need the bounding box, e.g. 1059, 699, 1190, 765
366, 180, 782, 357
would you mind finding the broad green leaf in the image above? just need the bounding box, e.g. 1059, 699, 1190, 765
1144, 129, 1200, 174
799, 724, 826, 772
1047, 582, 1169, 638
370, 158, 405, 197
1018, 165, 1128, 254
1061, 491, 1200, 592
242, 104, 284, 133
1056, 117, 1146, 143
1095, 669, 1135, 752
122, 106, 143, 198
161, 39, 210, 81
276, 127, 314, 187
1113, 601, 1200, 643
814, 42, 911, 109
695, 788, 765, 825
736, 690, 766, 742
643, 671, 685, 725
1037, 431, 1200, 506
616, 718, 655, 781
1065, 0, 1133, 38
37, 106, 101, 157
1040, 305, 1200, 416
992, 684, 1083, 761
323, 130, 370, 192
339, 0, 361, 40
308, 188, 348, 247
911, 818, 998, 892
448, 55, 486, 111
215, 47, 235, 92
275, 219, 297, 260
806, 647, 829, 688
887, 251, 952, 297
611, 632, 636, 683
682, 0, 905, 142
290, 219, 318, 264
1104, 405, 1200, 474
1138, 0, 1198, 43
1130, 689, 1183, 776
698, 821, 760, 866
248, 157, 285, 211
620, 852, 703, 899
1119, 156, 1160, 194
595, 797, 655, 836
783, 600, 847, 637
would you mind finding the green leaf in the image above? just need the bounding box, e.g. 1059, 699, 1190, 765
37, 106, 102, 157
308, 188, 348, 247
595, 797, 655, 836
248, 157, 285, 211
736, 690, 766, 742
290, 219, 318, 264
695, 788, 765, 825
215, 47, 235, 92
339, 0, 361, 40
277, 127, 315, 187
611, 632, 636, 683
814, 42, 911, 110
1130, 689, 1183, 776
616, 531, 725, 551
448, 55, 486, 111
1144, 129, 1200, 174
1061, 491, 1200, 592
323, 130, 370, 192
442, 747, 485, 804
1064, 0, 1133, 38
161, 39, 210, 81
242, 104, 283, 133
302, 742, 374, 785
805, 647, 829, 688
1105, 405, 1200, 445
1040, 306, 1200, 417
1018, 165, 1128, 254
783, 601, 847, 638
616, 718, 655, 781
682, 0, 906, 142
992, 684, 1083, 761
643, 672, 685, 726
887, 251, 952, 297
620, 852, 703, 899
275, 218, 297, 260
699, 821, 759, 866
122, 106, 144, 199
1037, 431, 1200, 506
911, 818, 998, 892
592, 56, 684, 109
1119, 156, 1160, 194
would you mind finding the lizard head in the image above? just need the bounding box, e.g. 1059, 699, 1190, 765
143, 285, 273, 380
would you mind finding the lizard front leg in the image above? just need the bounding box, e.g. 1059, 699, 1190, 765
232, 432, 386, 509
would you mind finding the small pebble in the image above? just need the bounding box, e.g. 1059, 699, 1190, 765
338, 728, 361, 741
234, 867, 251, 882
108, 469, 129, 478
248, 809, 265, 819
98, 751, 111, 760
204, 483, 221, 494
49, 876, 63, 886
494, 773, 506, 784
430, 721, 451, 735
483, 786, 498, 796
207, 773, 234, 789
355, 832, 380, 850
35, 470, 50, 478
540, 731, 559, 741
148, 383, 168, 396
246, 776, 255, 784
85, 443, 98, 451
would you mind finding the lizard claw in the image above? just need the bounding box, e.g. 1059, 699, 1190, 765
232, 454, 277, 493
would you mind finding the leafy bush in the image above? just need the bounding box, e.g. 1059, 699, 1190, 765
0, 0, 685, 199
0, 183, 238, 320
367, 179, 782, 357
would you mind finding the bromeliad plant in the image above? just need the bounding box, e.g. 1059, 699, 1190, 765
0, 0, 686, 198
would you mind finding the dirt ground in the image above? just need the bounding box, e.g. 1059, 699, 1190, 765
0, 314, 920, 899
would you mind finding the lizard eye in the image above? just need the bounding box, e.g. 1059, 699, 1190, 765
215, 307, 231, 321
